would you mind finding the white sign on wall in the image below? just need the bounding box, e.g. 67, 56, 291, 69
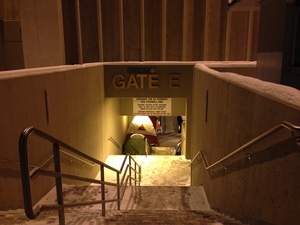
133, 98, 171, 115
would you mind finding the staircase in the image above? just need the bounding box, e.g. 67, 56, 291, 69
63, 155, 247, 225
1, 155, 248, 224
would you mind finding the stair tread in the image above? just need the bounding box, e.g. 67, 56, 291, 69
0, 208, 248, 225
66, 209, 249, 225
3, 156, 247, 224
114, 186, 210, 211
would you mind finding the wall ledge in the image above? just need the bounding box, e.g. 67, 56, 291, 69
195, 63, 300, 111
0, 63, 104, 80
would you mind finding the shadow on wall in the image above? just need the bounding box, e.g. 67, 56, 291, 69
207, 137, 299, 179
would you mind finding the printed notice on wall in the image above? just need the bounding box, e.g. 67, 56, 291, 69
133, 98, 171, 115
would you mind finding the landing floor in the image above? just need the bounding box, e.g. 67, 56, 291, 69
104, 155, 191, 186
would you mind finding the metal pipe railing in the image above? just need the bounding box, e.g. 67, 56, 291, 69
19, 126, 141, 225
0, 155, 53, 172
191, 121, 300, 171
61, 150, 95, 167
108, 137, 121, 149
189, 151, 201, 167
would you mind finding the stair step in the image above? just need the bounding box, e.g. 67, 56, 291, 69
4, 155, 247, 224
109, 186, 210, 211
0, 185, 248, 225
65, 209, 249, 225
36, 185, 210, 211
2, 209, 248, 224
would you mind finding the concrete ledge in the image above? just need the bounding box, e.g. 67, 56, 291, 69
196, 63, 300, 111
0, 63, 104, 80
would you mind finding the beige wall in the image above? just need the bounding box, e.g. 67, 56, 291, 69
0, 63, 126, 210
226, 9, 260, 61
191, 63, 300, 225
19, 0, 65, 68
256, 0, 286, 84
0, 0, 19, 20
256, 0, 300, 90
0, 20, 24, 71
15, 0, 259, 69
0, 0, 23, 71
101, 98, 128, 159
206, 61, 257, 78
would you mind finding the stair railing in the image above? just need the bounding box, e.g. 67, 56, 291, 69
19, 126, 141, 225
189, 151, 201, 167
108, 137, 121, 149
191, 121, 300, 171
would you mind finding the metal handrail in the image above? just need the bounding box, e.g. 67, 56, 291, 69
1, 151, 93, 178
19, 126, 141, 225
193, 121, 300, 171
61, 150, 95, 167
108, 137, 121, 149
189, 151, 201, 166
0, 158, 40, 168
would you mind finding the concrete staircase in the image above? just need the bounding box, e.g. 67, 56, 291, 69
60, 155, 248, 224
109, 186, 210, 211
31, 185, 245, 225
99, 210, 247, 225
57, 185, 247, 225
100, 186, 248, 225
3, 186, 249, 224
1, 155, 249, 224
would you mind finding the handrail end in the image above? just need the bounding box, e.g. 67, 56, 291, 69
25, 205, 41, 220
20, 126, 36, 139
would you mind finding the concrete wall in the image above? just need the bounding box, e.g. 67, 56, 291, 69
16, 0, 259, 68
206, 61, 257, 78
256, 0, 300, 90
19, 0, 65, 68
256, 0, 286, 84
0, 20, 24, 71
0, 1, 24, 71
101, 98, 128, 159
191, 63, 300, 225
0, 63, 126, 210
0, 0, 19, 20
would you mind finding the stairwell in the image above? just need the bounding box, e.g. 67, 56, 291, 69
0, 155, 249, 224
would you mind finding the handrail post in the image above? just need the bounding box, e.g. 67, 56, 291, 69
134, 163, 137, 186
100, 165, 105, 216
19, 130, 36, 219
117, 173, 120, 210
139, 166, 141, 185
53, 143, 65, 225
129, 157, 132, 186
